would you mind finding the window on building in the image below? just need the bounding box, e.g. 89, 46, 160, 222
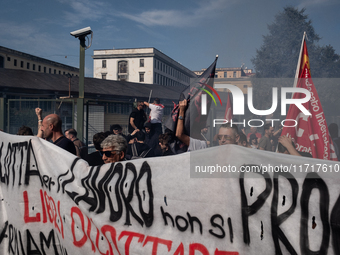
7, 57, 10, 61
102, 60, 106, 68
44, 67, 46, 73
118, 61, 128, 81
38, 65, 41, 72
233, 71, 236, 78
0, 56, 3, 68
33, 64, 36, 71
49, 68, 51, 74
59, 70, 61, 74
224, 72, 227, 78
27, 63, 30, 69
140, 59, 144, 67
107, 103, 132, 114
14, 59, 17, 66
102, 73, 107, 79
139, 72, 145, 82
21, 61, 24, 68
54, 69, 56, 74
243, 84, 247, 88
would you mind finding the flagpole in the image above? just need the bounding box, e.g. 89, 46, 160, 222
279, 32, 306, 152
146, 89, 153, 116
293, 31, 307, 88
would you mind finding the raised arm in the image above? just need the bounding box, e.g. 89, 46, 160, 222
35, 107, 43, 138
278, 135, 301, 156
175, 99, 190, 146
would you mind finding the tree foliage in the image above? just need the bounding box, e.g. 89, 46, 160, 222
252, 7, 340, 78
249, 7, 340, 119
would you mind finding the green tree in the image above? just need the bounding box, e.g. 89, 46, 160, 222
249, 7, 340, 119
252, 6, 339, 78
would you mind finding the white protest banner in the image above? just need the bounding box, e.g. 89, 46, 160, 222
1, 131, 340, 255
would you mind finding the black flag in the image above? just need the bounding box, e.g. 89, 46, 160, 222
165, 56, 218, 140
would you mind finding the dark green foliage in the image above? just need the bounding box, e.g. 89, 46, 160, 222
250, 7, 340, 119
252, 6, 340, 78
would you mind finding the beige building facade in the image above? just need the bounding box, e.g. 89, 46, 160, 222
0, 46, 79, 76
195, 67, 254, 93
92, 47, 197, 87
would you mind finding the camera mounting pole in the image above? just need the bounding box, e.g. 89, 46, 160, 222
70, 27, 92, 144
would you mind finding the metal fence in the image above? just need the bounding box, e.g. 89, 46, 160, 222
6, 98, 175, 146
7, 99, 75, 135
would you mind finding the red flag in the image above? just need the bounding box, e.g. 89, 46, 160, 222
224, 92, 233, 122
282, 36, 337, 160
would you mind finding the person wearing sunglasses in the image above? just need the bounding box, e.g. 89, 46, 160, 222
100, 134, 128, 164
176, 99, 240, 151
217, 123, 240, 146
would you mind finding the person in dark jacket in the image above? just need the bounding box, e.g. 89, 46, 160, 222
155, 133, 174, 156
128, 102, 147, 134
40, 114, 76, 155
126, 131, 155, 159
84, 132, 111, 166
65, 128, 88, 159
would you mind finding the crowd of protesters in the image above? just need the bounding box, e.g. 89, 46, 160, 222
7, 97, 340, 165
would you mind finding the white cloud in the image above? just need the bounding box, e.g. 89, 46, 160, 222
120, 10, 189, 27
57, 0, 106, 27
119, 0, 235, 27
0, 21, 76, 63
0, 22, 37, 39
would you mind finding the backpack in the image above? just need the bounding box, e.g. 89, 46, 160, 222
131, 143, 152, 160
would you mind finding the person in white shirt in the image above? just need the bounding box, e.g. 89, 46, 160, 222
144, 98, 164, 135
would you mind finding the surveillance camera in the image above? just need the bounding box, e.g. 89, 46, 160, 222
70, 27, 92, 38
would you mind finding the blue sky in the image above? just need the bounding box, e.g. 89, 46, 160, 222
1, 0, 339, 77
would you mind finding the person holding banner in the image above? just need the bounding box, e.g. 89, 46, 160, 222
278, 135, 312, 157
101, 134, 127, 164
40, 113, 76, 155
65, 128, 88, 159
217, 123, 240, 146
84, 132, 109, 166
